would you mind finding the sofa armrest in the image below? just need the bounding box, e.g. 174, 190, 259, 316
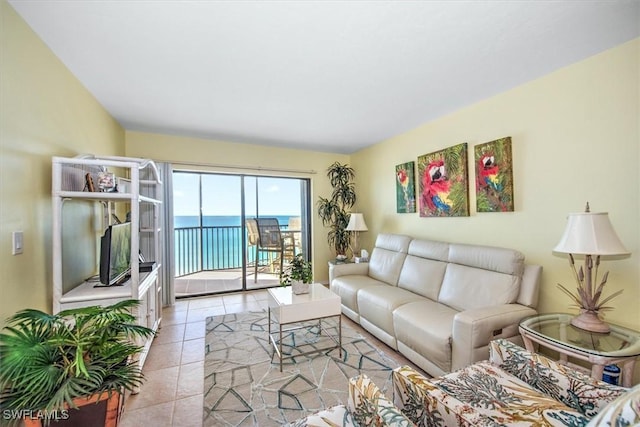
392, 366, 474, 427
451, 304, 537, 371
348, 374, 415, 427
490, 339, 628, 418
329, 262, 370, 283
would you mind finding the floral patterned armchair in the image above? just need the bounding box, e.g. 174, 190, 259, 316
289, 339, 638, 427
392, 339, 632, 426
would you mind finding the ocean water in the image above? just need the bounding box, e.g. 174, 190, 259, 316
174, 215, 295, 275
175, 215, 294, 229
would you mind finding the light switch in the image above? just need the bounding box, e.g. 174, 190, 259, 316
12, 231, 23, 255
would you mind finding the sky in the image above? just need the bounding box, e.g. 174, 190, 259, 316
173, 172, 304, 217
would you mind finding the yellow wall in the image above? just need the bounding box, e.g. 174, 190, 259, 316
3, 0, 639, 380
351, 39, 639, 333
0, 1, 124, 323
125, 131, 349, 282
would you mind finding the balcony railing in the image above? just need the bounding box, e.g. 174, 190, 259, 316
174, 225, 293, 277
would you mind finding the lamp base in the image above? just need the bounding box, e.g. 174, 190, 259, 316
571, 310, 610, 333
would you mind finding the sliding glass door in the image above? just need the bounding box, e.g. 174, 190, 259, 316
244, 176, 310, 289
173, 171, 310, 297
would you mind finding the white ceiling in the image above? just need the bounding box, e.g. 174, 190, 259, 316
9, 1, 640, 154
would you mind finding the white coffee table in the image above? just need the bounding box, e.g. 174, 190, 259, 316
267, 283, 342, 371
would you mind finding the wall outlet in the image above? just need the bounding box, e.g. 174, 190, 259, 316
12, 231, 23, 255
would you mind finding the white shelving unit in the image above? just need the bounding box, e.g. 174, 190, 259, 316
52, 155, 163, 368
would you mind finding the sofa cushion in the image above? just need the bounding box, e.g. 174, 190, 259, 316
448, 243, 525, 276
406, 238, 450, 261
438, 263, 520, 311
373, 233, 413, 253
357, 286, 417, 339
393, 300, 457, 374
397, 255, 447, 300
393, 363, 589, 427
431, 361, 590, 426
586, 383, 640, 427
331, 275, 386, 317
368, 234, 411, 286
490, 339, 627, 417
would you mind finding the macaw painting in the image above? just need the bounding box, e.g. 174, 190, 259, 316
474, 137, 514, 212
395, 161, 416, 213
418, 143, 469, 217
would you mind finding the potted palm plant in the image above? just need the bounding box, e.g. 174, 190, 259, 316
280, 254, 313, 295
317, 162, 357, 259
0, 299, 154, 427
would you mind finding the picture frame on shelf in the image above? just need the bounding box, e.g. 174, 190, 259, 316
98, 169, 116, 192
84, 173, 95, 192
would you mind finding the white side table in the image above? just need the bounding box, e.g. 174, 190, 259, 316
519, 313, 640, 387
267, 283, 342, 371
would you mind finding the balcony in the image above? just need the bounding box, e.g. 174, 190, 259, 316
174, 224, 298, 297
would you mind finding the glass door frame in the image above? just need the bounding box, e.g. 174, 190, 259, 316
173, 170, 311, 296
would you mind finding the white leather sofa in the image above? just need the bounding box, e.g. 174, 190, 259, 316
329, 233, 542, 377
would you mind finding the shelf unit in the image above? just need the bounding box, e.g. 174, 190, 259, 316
52, 155, 163, 367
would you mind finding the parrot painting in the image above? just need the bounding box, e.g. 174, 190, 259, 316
396, 168, 410, 209
421, 160, 452, 213
478, 154, 502, 192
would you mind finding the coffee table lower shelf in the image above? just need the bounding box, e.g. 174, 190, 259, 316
268, 309, 342, 372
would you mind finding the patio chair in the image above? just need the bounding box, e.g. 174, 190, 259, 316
246, 217, 285, 282
283, 216, 302, 258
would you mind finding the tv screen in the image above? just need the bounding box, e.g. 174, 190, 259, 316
99, 222, 132, 286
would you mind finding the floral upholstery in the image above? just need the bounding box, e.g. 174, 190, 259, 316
348, 374, 416, 426
391, 339, 632, 427
393, 363, 590, 426
489, 339, 627, 417
286, 375, 414, 427
285, 405, 356, 427
291, 339, 635, 427
585, 382, 640, 426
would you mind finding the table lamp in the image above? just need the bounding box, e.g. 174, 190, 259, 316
346, 213, 368, 259
554, 203, 629, 333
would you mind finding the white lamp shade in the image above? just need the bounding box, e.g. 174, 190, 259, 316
554, 212, 629, 256
346, 213, 368, 232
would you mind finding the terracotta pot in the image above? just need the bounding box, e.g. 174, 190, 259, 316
22, 392, 122, 427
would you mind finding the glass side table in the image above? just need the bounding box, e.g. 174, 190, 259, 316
519, 313, 640, 387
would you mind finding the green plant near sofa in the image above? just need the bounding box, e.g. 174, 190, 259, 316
317, 161, 357, 257
0, 299, 154, 424
280, 253, 313, 286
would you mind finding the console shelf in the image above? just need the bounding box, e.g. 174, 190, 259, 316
52, 155, 163, 369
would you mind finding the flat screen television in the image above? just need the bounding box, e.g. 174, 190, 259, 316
99, 222, 132, 286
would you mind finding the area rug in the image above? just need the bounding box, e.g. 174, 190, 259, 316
203, 310, 398, 426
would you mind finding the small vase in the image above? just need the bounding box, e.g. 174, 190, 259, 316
292, 281, 310, 295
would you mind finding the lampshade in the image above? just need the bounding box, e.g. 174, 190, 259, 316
554, 212, 629, 256
346, 213, 368, 232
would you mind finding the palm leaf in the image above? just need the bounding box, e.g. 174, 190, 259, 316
0, 299, 153, 413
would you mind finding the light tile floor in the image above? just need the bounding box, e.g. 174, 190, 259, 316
119, 289, 421, 427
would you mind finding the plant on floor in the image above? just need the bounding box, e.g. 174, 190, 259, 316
0, 299, 154, 424
317, 161, 357, 257
280, 253, 313, 286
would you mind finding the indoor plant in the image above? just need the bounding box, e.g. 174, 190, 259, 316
280, 253, 313, 294
0, 299, 154, 426
317, 162, 357, 258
